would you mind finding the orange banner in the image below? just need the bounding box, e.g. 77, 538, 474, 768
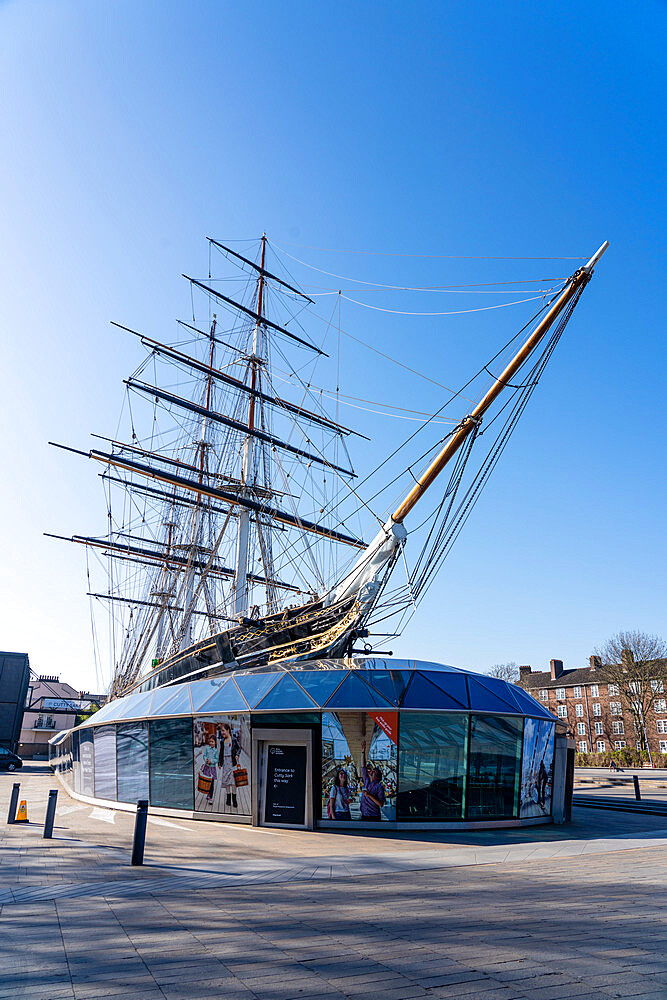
370, 711, 398, 745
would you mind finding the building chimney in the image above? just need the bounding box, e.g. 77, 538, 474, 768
589, 655, 601, 671
550, 658, 564, 680
519, 665, 532, 677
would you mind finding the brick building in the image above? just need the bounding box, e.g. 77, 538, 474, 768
519, 657, 667, 760
19, 675, 107, 759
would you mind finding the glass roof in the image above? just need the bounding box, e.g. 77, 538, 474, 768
81, 657, 557, 723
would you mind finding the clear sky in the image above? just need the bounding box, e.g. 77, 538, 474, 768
1, 0, 665, 692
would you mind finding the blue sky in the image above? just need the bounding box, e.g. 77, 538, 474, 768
1, 0, 665, 690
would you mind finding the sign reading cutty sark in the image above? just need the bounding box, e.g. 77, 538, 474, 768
264, 744, 307, 825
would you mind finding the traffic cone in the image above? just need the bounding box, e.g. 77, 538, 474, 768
15, 800, 28, 823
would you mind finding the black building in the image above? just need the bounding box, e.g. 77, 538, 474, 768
0, 651, 30, 754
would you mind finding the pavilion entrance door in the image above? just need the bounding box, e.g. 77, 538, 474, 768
252, 728, 313, 830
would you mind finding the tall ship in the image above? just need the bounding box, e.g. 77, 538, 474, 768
49, 237, 609, 701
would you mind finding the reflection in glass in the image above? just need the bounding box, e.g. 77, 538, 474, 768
149, 717, 194, 809
94, 726, 117, 800
468, 715, 522, 818
398, 712, 468, 819
520, 719, 555, 818
117, 721, 149, 803
321, 711, 397, 821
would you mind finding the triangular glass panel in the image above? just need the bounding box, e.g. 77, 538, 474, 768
420, 671, 469, 709
198, 678, 249, 713
324, 671, 393, 709
510, 685, 558, 720
149, 685, 184, 714
114, 689, 156, 721
255, 673, 319, 711
191, 678, 230, 711
234, 672, 282, 709
281, 670, 348, 707
467, 674, 522, 714
402, 672, 470, 710
361, 669, 413, 706
87, 698, 128, 724
150, 685, 192, 716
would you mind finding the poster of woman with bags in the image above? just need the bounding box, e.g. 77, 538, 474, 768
194, 714, 251, 815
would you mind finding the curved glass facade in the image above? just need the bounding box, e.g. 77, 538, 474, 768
50, 658, 562, 827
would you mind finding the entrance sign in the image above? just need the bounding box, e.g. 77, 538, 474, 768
264, 744, 307, 825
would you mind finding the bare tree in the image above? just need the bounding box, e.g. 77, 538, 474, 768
487, 662, 519, 684
593, 630, 667, 760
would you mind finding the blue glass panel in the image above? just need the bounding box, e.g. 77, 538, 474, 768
402, 672, 471, 710
198, 678, 249, 713
94, 725, 117, 800
112, 690, 155, 721
87, 698, 127, 724
150, 686, 193, 716
150, 685, 184, 714
255, 673, 319, 711
234, 672, 282, 708
324, 671, 393, 708
191, 679, 229, 711
285, 670, 348, 707
468, 715, 522, 818
420, 671, 469, 709
467, 675, 522, 714
361, 670, 413, 706
510, 685, 556, 720
149, 717, 193, 809
117, 721, 149, 804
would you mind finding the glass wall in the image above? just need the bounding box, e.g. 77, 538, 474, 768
193, 714, 251, 815
321, 711, 397, 821
468, 715, 522, 819
117, 721, 149, 804
94, 725, 117, 800
398, 712, 468, 820
149, 717, 194, 809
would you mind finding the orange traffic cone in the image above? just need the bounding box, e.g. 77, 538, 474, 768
15, 800, 28, 823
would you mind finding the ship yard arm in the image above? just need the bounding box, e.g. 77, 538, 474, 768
327, 241, 609, 610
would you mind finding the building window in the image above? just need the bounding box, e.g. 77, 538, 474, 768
593, 703, 601, 717
614, 741, 626, 750
596, 740, 606, 753
660, 741, 667, 753
590, 684, 599, 698
578, 741, 588, 753
36, 716, 44, 728
573, 686, 582, 699
657, 720, 667, 735
556, 688, 565, 701
651, 680, 664, 694
539, 689, 548, 701
594, 721, 604, 736
575, 704, 584, 718
577, 722, 586, 736
557, 705, 567, 719
610, 702, 622, 716
655, 700, 667, 713
612, 721, 624, 735
636, 741, 643, 751
608, 684, 619, 696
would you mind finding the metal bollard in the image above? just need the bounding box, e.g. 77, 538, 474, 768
131, 799, 149, 866
633, 775, 641, 801
43, 789, 58, 839
7, 783, 20, 825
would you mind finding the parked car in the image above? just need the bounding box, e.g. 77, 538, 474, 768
0, 747, 23, 771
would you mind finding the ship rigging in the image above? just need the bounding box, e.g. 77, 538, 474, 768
48, 237, 609, 697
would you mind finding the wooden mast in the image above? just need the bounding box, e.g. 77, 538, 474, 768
392, 242, 609, 524
233, 234, 267, 615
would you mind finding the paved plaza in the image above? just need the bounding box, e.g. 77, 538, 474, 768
1, 765, 666, 1000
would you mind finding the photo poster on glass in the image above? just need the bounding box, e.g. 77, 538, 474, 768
193, 714, 251, 815
520, 719, 555, 817
321, 711, 398, 821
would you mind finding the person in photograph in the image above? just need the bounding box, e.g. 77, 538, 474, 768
217, 721, 241, 809
360, 739, 385, 821
200, 734, 218, 804
537, 758, 548, 807
327, 769, 351, 820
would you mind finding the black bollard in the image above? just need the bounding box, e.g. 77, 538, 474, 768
131, 799, 149, 866
43, 789, 58, 839
7, 783, 20, 825
633, 775, 641, 801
